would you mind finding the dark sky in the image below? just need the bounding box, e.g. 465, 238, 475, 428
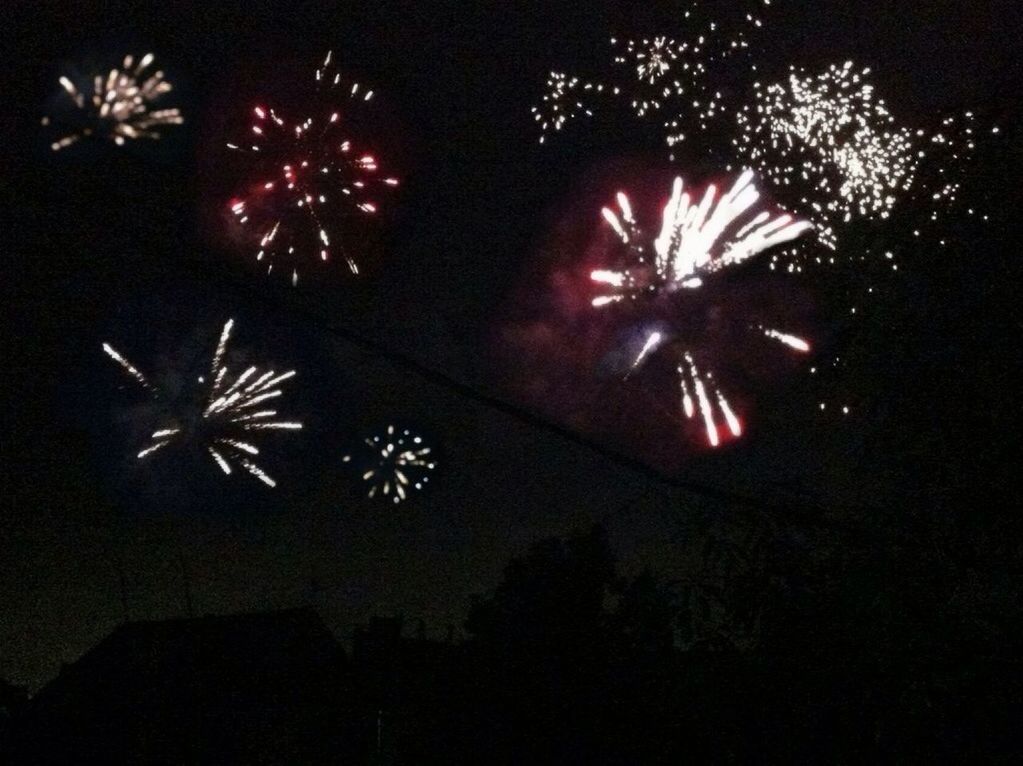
3, 0, 1021, 689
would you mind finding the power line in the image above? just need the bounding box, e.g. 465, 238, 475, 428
183, 248, 885, 523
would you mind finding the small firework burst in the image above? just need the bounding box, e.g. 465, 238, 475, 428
226, 51, 399, 285
532, 1, 769, 152
629, 37, 678, 85
343, 425, 436, 504
103, 319, 302, 488
42, 53, 183, 152
610, 34, 726, 137
533, 72, 609, 141
591, 171, 813, 446
733, 61, 983, 252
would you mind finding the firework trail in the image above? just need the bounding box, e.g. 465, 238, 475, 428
43, 53, 183, 152
532, 1, 770, 154
591, 171, 813, 446
343, 425, 436, 503
103, 319, 302, 488
733, 61, 985, 251
226, 51, 399, 285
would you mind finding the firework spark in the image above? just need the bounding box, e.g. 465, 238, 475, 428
343, 425, 436, 504
103, 319, 302, 487
43, 53, 183, 152
593, 170, 812, 302
533, 72, 609, 140
733, 61, 981, 251
227, 51, 399, 285
611, 34, 728, 142
591, 171, 812, 446
532, 1, 769, 152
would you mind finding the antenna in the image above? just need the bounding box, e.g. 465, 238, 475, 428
116, 555, 130, 622
178, 550, 194, 617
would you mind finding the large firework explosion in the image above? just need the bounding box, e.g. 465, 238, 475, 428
528, 7, 1000, 442
729, 61, 996, 420
532, 1, 771, 154
103, 319, 302, 488
590, 171, 813, 447
343, 425, 436, 504
733, 61, 986, 252
226, 51, 399, 285
42, 53, 183, 152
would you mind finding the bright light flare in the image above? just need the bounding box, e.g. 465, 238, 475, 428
630, 331, 664, 372
762, 327, 810, 352
677, 356, 744, 447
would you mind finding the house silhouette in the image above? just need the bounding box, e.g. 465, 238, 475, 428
11, 608, 369, 764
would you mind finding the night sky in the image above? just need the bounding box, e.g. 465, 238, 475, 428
4, 0, 1021, 690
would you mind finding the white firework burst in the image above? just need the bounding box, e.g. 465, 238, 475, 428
593, 169, 813, 303
43, 53, 183, 152
532, 72, 611, 143
610, 35, 721, 126
591, 171, 813, 446
343, 425, 436, 504
103, 319, 302, 488
631, 37, 677, 84
532, 1, 769, 150
733, 61, 983, 251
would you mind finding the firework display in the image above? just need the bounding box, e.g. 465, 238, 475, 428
590, 171, 813, 446
343, 425, 436, 503
529, 0, 1002, 438
733, 62, 982, 250
227, 51, 399, 285
103, 319, 302, 488
31, 3, 997, 497
532, 1, 770, 153
42, 53, 183, 152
